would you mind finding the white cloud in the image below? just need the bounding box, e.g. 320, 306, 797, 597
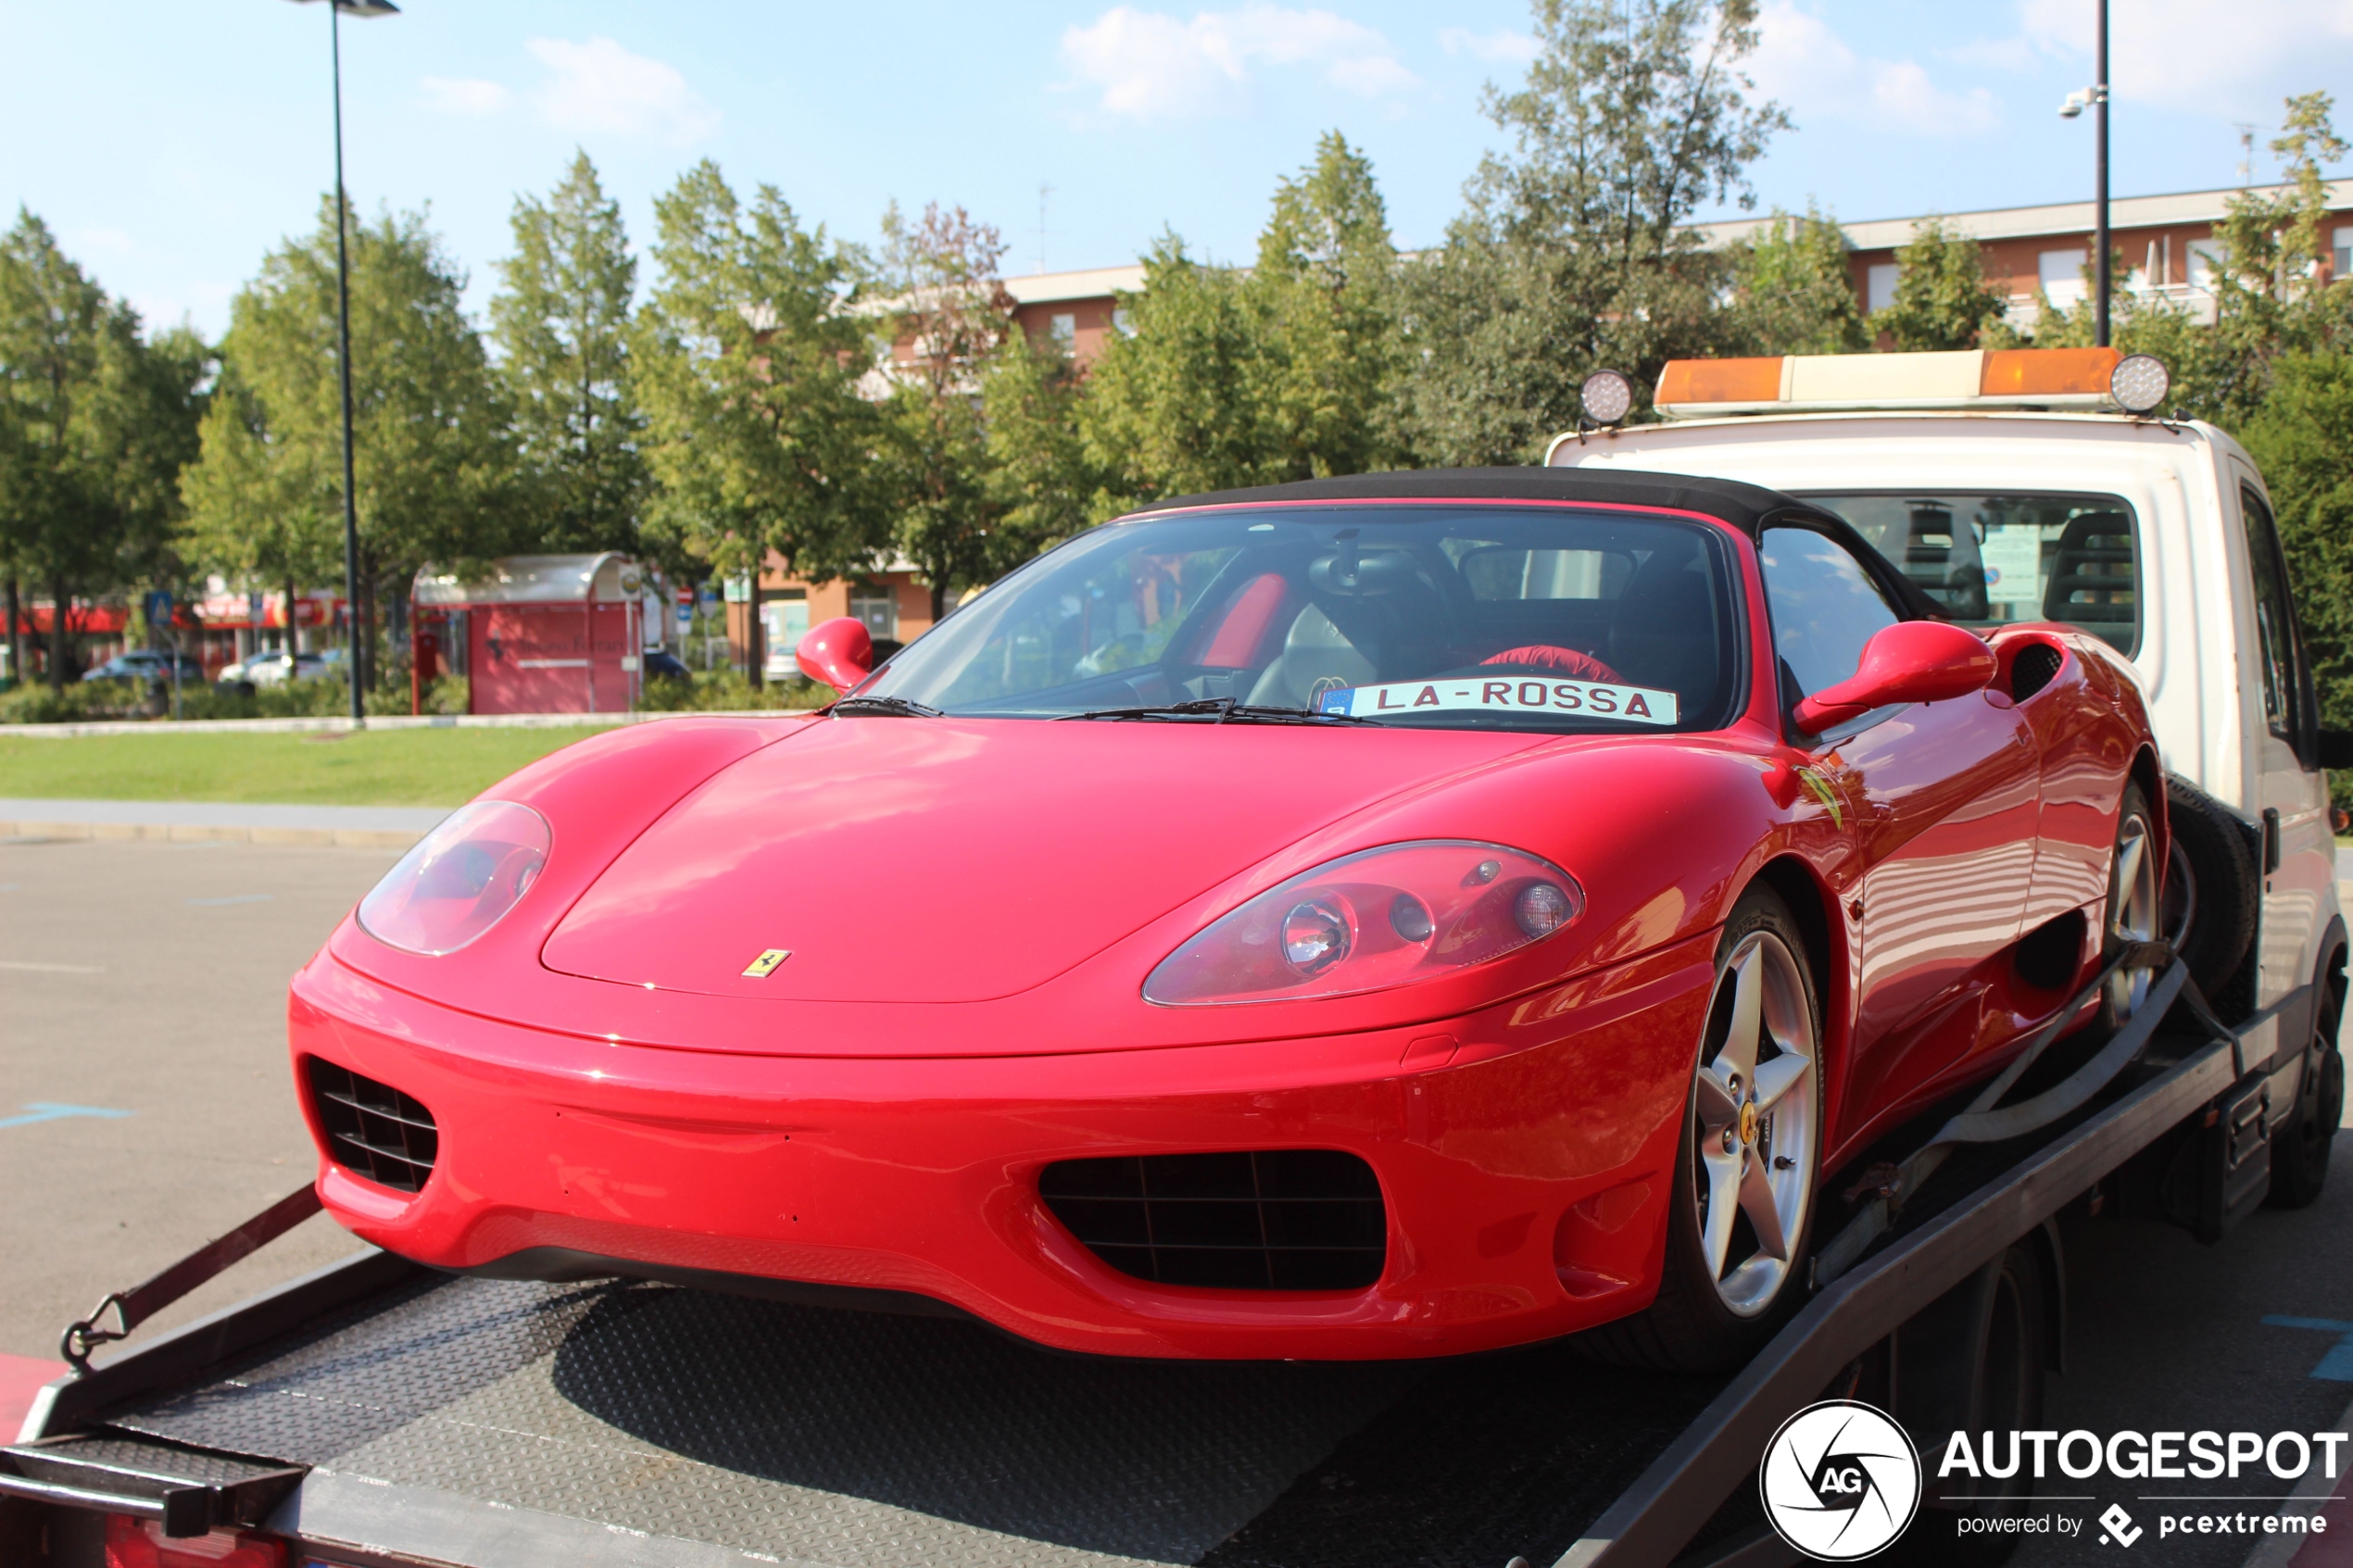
1439, 26, 1540, 66
421, 76, 511, 118
1748, 2, 1999, 138
526, 37, 719, 147
2015, 0, 2353, 111
1059, 5, 1418, 120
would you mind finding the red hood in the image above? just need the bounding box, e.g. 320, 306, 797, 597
539, 718, 1538, 1004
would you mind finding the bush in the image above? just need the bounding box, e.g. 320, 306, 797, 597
0, 683, 116, 724
637, 669, 832, 711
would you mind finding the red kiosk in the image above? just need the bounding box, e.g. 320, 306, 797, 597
411, 554, 648, 716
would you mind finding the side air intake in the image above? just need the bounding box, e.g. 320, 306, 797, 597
307, 1059, 439, 1194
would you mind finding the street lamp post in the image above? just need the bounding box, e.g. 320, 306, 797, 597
2058, 0, 2112, 346
284, 0, 398, 723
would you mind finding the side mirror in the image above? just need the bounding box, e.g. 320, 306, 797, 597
2318, 729, 2353, 771
1793, 621, 1997, 734
797, 616, 873, 692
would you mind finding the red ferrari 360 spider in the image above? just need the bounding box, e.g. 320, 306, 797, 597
294, 468, 2162, 1368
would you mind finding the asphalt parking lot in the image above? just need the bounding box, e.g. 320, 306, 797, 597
0, 835, 393, 1361
2, 834, 2348, 1566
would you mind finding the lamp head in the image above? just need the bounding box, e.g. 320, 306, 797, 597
283, 0, 402, 16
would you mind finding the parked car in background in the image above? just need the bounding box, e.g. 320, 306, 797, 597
219, 650, 333, 689
82, 649, 205, 685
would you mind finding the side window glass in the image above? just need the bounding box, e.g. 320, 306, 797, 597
2239, 484, 2305, 748
1758, 527, 1902, 697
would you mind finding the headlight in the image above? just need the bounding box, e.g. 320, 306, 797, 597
1143, 840, 1582, 1007
358, 800, 551, 956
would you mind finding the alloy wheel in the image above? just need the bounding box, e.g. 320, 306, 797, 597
1692, 930, 1818, 1317
2107, 810, 2159, 1021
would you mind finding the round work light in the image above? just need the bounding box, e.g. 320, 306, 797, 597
2109, 353, 2171, 416
1580, 370, 1635, 427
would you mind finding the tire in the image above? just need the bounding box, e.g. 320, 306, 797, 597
1899, 1242, 2052, 1566
2103, 784, 2162, 1029
2267, 954, 2346, 1210
2162, 772, 2259, 1009
1579, 885, 1823, 1373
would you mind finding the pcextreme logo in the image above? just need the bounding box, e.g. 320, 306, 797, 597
1759, 1400, 1924, 1561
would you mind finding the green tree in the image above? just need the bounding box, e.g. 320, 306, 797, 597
180, 199, 513, 692
0, 212, 205, 689
1399, 0, 1787, 462
1725, 204, 1867, 356
635, 162, 887, 680
2242, 353, 2353, 747
1081, 132, 1407, 505
980, 326, 1100, 558
875, 201, 1018, 620
1869, 217, 2011, 351
1248, 131, 1408, 477
490, 151, 650, 560
1078, 236, 1274, 507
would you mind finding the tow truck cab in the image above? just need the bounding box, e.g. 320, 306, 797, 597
1547, 347, 2347, 1174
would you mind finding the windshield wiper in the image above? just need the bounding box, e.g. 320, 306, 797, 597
825, 695, 943, 718
1054, 697, 1373, 725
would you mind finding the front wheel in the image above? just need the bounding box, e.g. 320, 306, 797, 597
1582, 886, 1823, 1373
2103, 783, 2161, 1028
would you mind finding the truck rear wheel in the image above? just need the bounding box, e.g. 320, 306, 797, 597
1580, 886, 1822, 1373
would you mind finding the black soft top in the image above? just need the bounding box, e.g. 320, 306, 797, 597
1130, 466, 1944, 620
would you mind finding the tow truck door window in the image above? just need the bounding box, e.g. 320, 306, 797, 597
1757, 526, 1900, 700
2238, 483, 2308, 758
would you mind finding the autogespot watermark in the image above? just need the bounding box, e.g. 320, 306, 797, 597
1759, 1403, 2345, 1559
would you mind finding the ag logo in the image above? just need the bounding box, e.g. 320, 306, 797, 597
1758, 1399, 1921, 1561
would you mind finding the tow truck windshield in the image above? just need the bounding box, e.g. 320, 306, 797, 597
858, 503, 1745, 734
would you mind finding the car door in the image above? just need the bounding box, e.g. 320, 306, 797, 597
1758, 523, 2041, 1125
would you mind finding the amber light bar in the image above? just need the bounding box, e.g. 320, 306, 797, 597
1653, 346, 2126, 420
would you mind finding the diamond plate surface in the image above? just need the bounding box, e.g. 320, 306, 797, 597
108, 1274, 1421, 1566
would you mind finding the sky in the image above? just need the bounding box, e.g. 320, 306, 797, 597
3, 0, 2350, 342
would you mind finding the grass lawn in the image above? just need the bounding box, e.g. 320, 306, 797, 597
0, 725, 620, 808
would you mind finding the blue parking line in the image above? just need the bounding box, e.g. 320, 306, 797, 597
2262, 1315, 2353, 1381
0, 1103, 133, 1131
185, 894, 271, 907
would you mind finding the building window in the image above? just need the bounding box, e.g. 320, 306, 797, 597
849, 585, 898, 643
1866, 262, 1898, 315
2038, 247, 2088, 304
2187, 241, 2221, 292
1049, 312, 1077, 345
2334, 226, 2353, 278
1113, 307, 1134, 335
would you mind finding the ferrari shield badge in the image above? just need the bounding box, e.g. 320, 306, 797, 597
741, 948, 791, 978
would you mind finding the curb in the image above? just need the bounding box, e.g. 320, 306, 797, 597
0, 709, 822, 739
0, 819, 427, 850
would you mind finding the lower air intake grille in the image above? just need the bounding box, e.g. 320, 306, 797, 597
1039, 1149, 1386, 1291
307, 1059, 438, 1194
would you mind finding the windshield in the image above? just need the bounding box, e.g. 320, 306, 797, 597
1794, 491, 2141, 655
860, 503, 1744, 734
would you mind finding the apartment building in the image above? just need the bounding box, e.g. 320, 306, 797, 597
1701, 180, 2353, 329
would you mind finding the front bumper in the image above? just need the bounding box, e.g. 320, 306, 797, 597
290, 934, 1714, 1360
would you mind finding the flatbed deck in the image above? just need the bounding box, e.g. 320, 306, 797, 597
0, 959, 2288, 1568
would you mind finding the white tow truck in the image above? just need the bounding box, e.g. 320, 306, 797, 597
1552, 345, 2347, 1211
